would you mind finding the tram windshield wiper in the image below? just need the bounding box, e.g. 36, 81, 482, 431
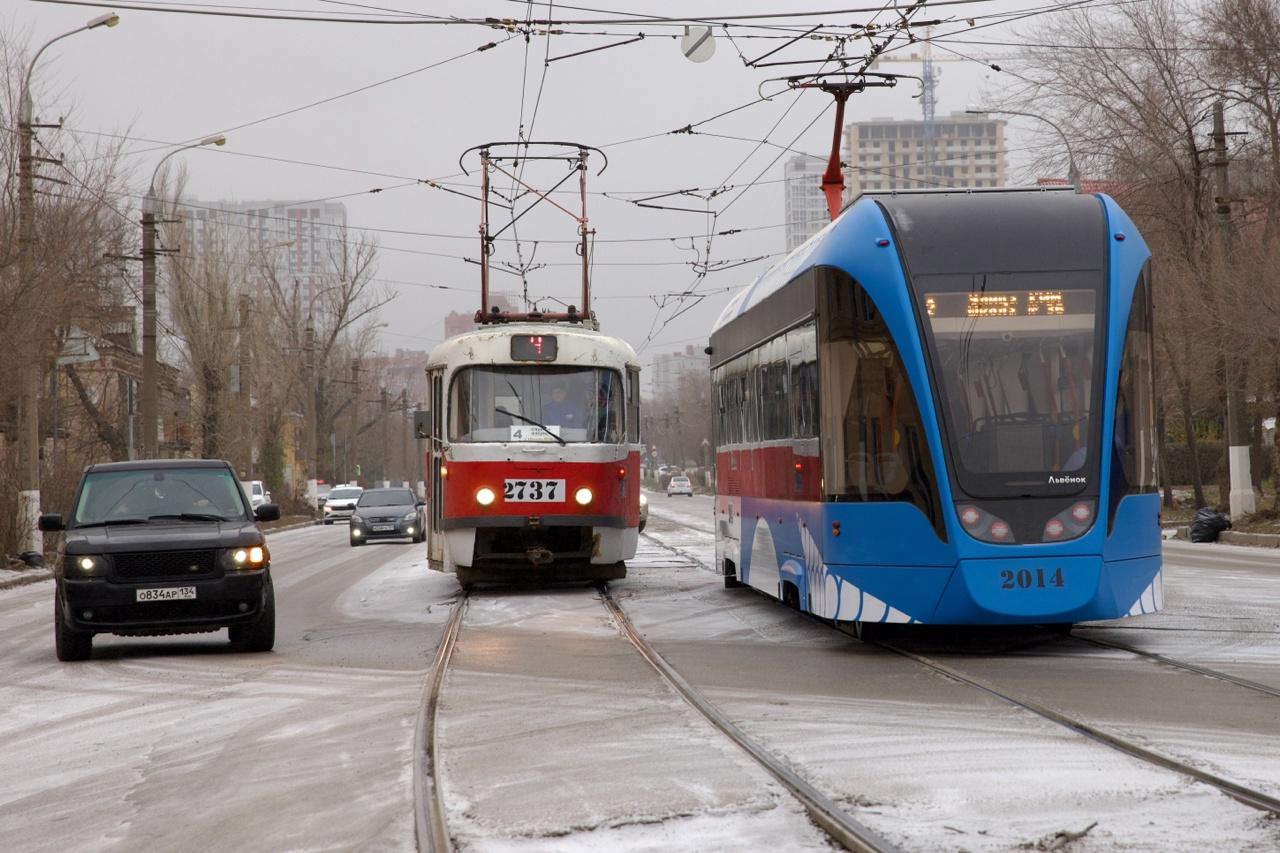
496, 406, 567, 446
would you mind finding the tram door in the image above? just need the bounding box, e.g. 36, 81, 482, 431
427, 368, 445, 570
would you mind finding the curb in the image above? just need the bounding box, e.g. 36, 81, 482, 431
0, 570, 53, 592
1170, 525, 1280, 548
263, 518, 321, 535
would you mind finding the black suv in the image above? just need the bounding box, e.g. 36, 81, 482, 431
39, 459, 281, 661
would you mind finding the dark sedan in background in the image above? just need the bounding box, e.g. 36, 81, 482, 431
349, 488, 425, 546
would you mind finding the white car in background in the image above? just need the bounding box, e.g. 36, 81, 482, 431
666, 476, 694, 497
245, 480, 272, 509
639, 493, 648, 532
323, 486, 363, 524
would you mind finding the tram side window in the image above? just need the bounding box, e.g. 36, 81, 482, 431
817, 266, 943, 532
627, 368, 641, 443
787, 324, 818, 439
1110, 265, 1158, 528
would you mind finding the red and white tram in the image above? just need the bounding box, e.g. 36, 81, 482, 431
421, 323, 642, 587
418, 141, 642, 587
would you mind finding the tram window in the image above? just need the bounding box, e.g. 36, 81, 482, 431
449, 366, 624, 444
788, 324, 818, 439
1110, 265, 1158, 529
627, 368, 641, 443
817, 267, 943, 531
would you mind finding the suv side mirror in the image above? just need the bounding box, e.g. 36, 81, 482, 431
416, 500, 426, 508
38, 513, 65, 532
254, 504, 281, 523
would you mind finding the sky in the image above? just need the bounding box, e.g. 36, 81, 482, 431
4, 0, 1060, 376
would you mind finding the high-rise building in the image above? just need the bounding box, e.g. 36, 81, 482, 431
651, 345, 709, 398
783, 155, 829, 251
442, 292, 522, 339
845, 111, 1007, 196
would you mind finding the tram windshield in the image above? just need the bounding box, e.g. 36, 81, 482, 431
450, 366, 624, 444
914, 271, 1104, 498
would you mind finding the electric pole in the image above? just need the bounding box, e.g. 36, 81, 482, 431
1214, 100, 1255, 518
305, 312, 317, 504
238, 293, 253, 477
15, 69, 41, 564
380, 386, 389, 487
140, 199, 158, 458
347, 359, 360, 484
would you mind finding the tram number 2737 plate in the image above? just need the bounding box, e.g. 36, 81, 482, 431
503, 479, 566, 502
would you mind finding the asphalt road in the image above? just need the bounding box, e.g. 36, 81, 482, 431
0, 524, 458, 852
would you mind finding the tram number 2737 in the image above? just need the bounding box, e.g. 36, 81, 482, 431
1000, 567, 1066, 591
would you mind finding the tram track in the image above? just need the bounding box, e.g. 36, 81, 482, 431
414, 595, 465, 853
876, 642, 1280, 816
599, 583, 900, 853
1070, 631, 1280, 700
413, 580, 898, 852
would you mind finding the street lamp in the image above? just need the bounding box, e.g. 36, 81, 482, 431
966, 108, 1081, 193
140, 134, 227, 459
14, 13, 119, 565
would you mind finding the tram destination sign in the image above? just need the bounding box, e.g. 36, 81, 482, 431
511, 334, 557, 362
924, 289, 1091, 319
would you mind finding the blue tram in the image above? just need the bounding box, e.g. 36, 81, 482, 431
709, 188, 1160, 627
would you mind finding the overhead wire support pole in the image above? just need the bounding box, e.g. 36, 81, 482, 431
1213, 100, 1254, 519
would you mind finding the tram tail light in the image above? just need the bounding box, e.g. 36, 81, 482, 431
959, 505, 982, 528
475, 487, 496, 506
617, 467, 626, 479
1070, 502, 1092, 523
989, 521, 1011, 541
1042, 500, 1096, 543
1044, 519, 1065, 540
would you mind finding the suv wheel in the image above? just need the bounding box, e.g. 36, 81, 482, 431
229, 577, 275, 653
54, 594, 93, 662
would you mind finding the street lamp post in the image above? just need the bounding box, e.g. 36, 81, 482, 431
140, 133, 226, 459
966, 108, 1081, 192
14, 13, 119, 565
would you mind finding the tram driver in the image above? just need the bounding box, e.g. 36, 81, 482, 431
542, 380, 586, 431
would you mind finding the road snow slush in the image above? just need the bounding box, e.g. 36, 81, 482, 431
411, 582, 898, 853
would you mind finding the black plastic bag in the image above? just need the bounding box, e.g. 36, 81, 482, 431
1189, 507, 1232, 543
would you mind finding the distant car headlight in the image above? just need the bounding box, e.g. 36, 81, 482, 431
639, 494, 648, 507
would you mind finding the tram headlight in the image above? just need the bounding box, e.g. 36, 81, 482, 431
574, 487, 594, 506
475, 487, 497, 506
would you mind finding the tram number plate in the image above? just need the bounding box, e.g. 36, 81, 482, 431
136, 586, 196, 602
1000, 568, 1065, 590
503, 479, 565, 502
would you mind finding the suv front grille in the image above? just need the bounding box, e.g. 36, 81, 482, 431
112, 549, 219, 581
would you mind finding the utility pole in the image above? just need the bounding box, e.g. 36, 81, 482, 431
400, 389, 411, 488
305, 313, 317, 505
238, 293, 253, 477
15, 69, 41, 564
347, 359, 360, 483
1214, 100, 1255, 518
12, 13, 119, 565
380, 386, 389, 487
140, 199, 158, 458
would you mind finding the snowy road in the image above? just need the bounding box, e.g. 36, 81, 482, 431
1, 501, 1278, 851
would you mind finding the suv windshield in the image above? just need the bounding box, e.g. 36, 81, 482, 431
73, 467, 248, 526
358, 490, 414, 507
450, 366, 623, 444
329, 488, 362, 501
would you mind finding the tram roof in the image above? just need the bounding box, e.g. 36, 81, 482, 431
427, 321, 639, 369
711, 187, 1107, 338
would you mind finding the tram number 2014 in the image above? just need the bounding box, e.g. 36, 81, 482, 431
1000, 567, 1065, 590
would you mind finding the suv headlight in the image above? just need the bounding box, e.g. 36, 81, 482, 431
402, 510, 416, 521
66, 555, 103, 577
222, 545, 268, 570
350, 513, 363, 525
